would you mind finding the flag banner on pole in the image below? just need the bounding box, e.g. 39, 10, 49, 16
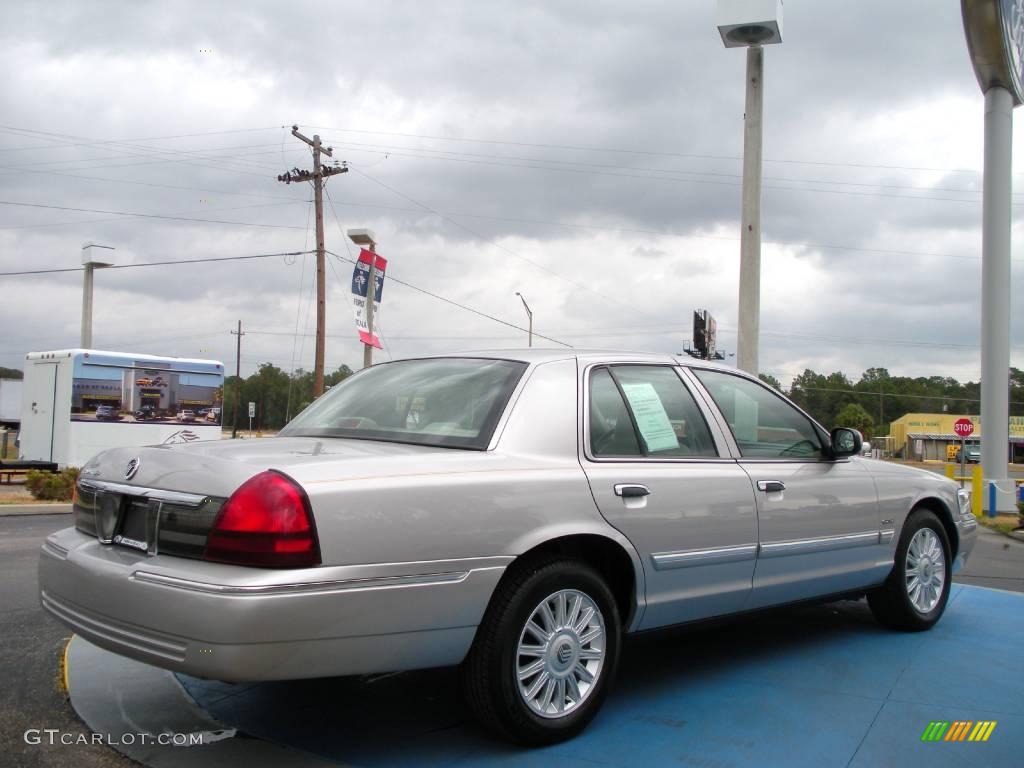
351, 248, 387, 349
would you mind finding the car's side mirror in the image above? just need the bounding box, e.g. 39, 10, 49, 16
830, 427, 863, 458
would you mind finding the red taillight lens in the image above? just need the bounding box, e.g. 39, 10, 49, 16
204, 470, 321, 568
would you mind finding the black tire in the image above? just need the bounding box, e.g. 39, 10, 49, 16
462, 556, 621, 745
868, 509, 952, 631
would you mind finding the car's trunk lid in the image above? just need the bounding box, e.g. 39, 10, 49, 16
73, 436, 472, 562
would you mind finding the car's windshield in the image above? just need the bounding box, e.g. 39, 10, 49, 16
280, 357, 528, 449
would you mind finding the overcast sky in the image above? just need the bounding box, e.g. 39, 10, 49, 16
0, 0, 1019, 387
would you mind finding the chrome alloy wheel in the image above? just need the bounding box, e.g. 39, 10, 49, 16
905, 528, 946, 613
515, 589, 606, 719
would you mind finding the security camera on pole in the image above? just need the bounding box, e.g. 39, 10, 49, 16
716, 0, 783, 376
962, 0, 1022, 512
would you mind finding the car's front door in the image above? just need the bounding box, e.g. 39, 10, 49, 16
687, 368, 885, 609
581, 364, 758, 630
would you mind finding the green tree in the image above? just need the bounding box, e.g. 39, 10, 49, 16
759, 373, 782, 390
834, 402, 874, 435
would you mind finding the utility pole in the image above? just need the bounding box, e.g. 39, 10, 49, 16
278, 125, 348, 397
231, 320, 244, 439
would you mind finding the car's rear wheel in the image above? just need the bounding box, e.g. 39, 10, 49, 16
868, 509, 951, 631
462, 556, 621, 745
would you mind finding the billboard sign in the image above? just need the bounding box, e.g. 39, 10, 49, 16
963, 0, 1024, 104
693, 311, 707, 357
706, 313, 718, 360
351, 248, 387, 349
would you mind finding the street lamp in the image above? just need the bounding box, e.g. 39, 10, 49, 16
80, 242, 115, 348
515, 292, 533, 347
717, 0, 783, 375
347, 228, 378, 369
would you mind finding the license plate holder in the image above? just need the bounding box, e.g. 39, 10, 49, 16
112, 497, 159, 553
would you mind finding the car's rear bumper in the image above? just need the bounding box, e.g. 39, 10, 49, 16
39, 527, 509, 681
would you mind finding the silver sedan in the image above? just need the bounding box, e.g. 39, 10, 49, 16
39, 351, 978, 745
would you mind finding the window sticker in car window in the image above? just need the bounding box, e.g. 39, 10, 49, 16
619, 382, 679, 452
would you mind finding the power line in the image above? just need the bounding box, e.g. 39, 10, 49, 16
0, 250, 316, 277
0, 125, 283, 153
348, 165, 660, 321
0, 200, 307, 230
301, 195, 1024, 264
325, 249, 571, 347
330, 141, 1012, 206
309, 125, 1010, 177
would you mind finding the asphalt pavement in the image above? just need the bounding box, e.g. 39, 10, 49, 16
2, 512, 1021, 767
0, 513, 131, 768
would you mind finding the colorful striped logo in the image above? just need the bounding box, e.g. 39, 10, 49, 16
921, 721, 997, 742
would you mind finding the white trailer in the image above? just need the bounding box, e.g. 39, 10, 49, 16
20, 350, 225, 468
0, 378, 22, 424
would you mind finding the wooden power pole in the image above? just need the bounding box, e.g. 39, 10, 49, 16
277, 125, 348, 397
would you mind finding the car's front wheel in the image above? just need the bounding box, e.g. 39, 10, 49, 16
868, 509, 951, 631
462, 556, 621, 745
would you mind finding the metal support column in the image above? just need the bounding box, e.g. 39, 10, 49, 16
981, 86, 1015, 511
736, 45, 764, 375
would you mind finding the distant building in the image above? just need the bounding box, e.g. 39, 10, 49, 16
889, 412, 1024, 462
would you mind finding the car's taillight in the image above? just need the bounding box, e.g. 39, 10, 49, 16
203, 470, 321, 568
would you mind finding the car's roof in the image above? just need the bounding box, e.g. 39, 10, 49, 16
411, 348, 739, 373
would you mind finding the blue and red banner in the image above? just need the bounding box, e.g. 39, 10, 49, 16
351, 248, 387, 349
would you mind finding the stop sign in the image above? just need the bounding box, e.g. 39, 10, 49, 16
953, 418, 975, 438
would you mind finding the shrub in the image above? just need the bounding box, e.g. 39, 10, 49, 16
25, 467, 80, 501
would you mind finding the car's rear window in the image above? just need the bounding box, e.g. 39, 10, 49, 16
279, 357, 528, 449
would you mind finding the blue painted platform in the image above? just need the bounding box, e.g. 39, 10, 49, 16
179, 584, 1024, 767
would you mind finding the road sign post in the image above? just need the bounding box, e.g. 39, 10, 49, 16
953, 418, 975, 487
248, 401, 255, 437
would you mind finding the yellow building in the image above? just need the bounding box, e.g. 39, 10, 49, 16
889, 413, 1024, 461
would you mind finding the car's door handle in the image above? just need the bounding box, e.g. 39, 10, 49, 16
757, 480, 785, 493
614, 483, 650, 498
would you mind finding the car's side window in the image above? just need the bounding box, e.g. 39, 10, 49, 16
692, 369, 825, 459
589, 368, 642, 457
589, 366, 718, 458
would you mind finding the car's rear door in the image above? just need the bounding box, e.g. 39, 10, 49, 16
580, 363, 758, 630
686, 368, 884, 609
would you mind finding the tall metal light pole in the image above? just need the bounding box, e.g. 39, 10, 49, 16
80, 242, 115, 348
717, 1, 784, 375
962, 0, 1023, 511
515, 292, 533, 347
348, 229, 378, 368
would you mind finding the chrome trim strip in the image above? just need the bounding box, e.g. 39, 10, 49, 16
79, 479, 210, 507
879, 529, 895, 544
759, 531, 880, 558
40, 590, 186, 662
41, 539, 69, 559
131, 569, 472, 596
651, 543, 758, 570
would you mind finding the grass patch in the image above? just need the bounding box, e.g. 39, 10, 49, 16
978, 515, 1022, 536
